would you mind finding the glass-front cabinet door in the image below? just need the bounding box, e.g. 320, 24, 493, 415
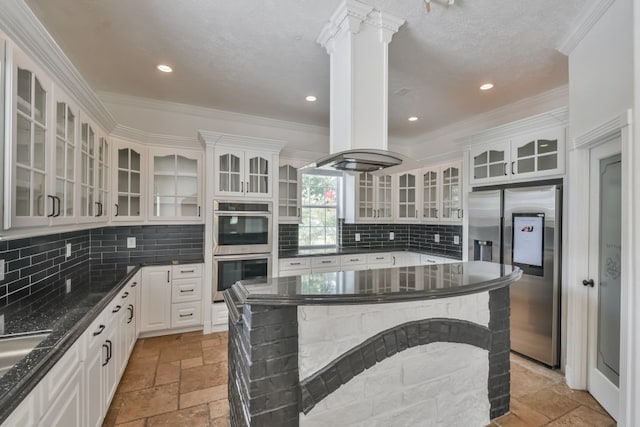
246, 154, 271, 197
95, 136, 109, 219
356, 172, 374, 221
396, 172, 418, 221
422, 168, 439, 222
278, 164, 300, 222
469, 142, 509, 185
441, 162, 462, 222
512, 128, 565, 178
115, 143, 143, 220
376, 175, 393, 221
10, 50, 53, 227
150, 149, 201, 220
52, 98, 77, 224
79, 121, 96, 220
215, 149, 243, 196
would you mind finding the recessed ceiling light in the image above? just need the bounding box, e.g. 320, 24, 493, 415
480, 83, 494, 91
408, 116, 419, 122
157, 64, 173, 73
305, 95, 317, 102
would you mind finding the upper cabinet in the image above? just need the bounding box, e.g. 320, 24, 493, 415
214, 149, 273, 198
440, 162, 463, 222
468, 125, 566, 186
395, 172, 419, 222
354, 172, 393, 222
278, 163, 301, 223
51, 93, 78, 225
149, 148, 202, 221
114, 141, 144, 221
78, 119, 97, 221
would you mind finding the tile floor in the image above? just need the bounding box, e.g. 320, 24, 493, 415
103, 331, 616, 427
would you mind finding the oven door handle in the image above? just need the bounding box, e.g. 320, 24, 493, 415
213, 253, 273, 261
213, 212, 272, 217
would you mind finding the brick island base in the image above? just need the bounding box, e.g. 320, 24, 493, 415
227, 287, 510, 427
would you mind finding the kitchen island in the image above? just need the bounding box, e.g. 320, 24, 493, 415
224, 261, 521, 427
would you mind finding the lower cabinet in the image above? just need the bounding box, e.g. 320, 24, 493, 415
140, 266, 172, 331
38, 368, 83, 427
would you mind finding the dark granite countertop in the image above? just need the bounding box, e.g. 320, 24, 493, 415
278, 247, 460, 260
228, 261, 521, 307
0, 258, 203, 424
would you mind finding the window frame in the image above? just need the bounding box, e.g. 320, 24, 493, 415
298, 170, 341, 249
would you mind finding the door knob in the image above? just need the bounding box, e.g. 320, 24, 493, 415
582, 279, 595, 287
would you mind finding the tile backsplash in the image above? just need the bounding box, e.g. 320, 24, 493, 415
278, 224, 299, 252
0, 224, 204, 309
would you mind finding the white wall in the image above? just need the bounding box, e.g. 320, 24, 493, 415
569, 0, 633, 139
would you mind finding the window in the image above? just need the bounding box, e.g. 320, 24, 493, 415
299, 173, 339, 248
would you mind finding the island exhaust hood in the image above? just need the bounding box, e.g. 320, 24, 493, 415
305, 0, 418, 174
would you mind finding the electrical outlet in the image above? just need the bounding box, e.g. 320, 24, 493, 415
453, 235, 460, 245
127, 237, 136, 248
66, 279, 72, 294
389, 232, 394, 241
0, 260, 4, 281
434, 234, 440, 243
355, 233, 361, 242
66, 243, 72, 258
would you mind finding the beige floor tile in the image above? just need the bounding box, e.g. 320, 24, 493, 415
180, 384, 228, 409
181, 356, 203, 369
510, 363, 558, 399
114, 420, 146, 427
547, 406, 616, 426
519, 388, 581, 420
158, 342, 203, 363
209, 399, 230, 419
550, 383, 609, 416
155, 361, 181, 386
210, 416, 231, 427
180, 361, 227, 393
493, 397, 551, 427
202, 339, 217, 348
115, 383, 179, 424
102, 393, 124, 427
202, 345, 227, 365
146, 404, 210, 427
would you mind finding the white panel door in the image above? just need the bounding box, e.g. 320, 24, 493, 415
140, 267, 172, 332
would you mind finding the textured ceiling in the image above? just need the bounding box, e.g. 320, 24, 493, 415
25, 0, 587, 139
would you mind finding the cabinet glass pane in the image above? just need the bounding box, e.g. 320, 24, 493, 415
67, 110, 75, 144
538, 139, 557, 154
408, 174, 415, 187
154, 196, 176, 217
131, 172, 140, 193
130, 196, 140, 216
34, 77, 46, 125
88, 158, 94, 185
279, 165, 287, 180
489, 163, 504, 177
230, 155, 241, 173
118, 149, 128, 169
56, 138, 65, 177
260, 176, 268, 193
17, 69, 32, 116
56, 103, 65, 137
33, 124, 45, 170
66, 182, 74, 216
279, 182, 287, 200
288, 207, 297, 217
16, 115, 30, 166
177, 176, 197, 196
33, 172, 45, 217
81, 187, 88, 216
118, 170, 129, 192
474, 166, 487, 179
66, 146, 74, 179
220, 174, 229, 191
517, 141, 535, 157
177, 156, 197, 174
131, 150, 140, 171
488, 150, 504, 162
179, 197, 198, 216
249, 175, 258, 192
289, 183, 297, 199
518, 158, 535, 173
219, 154, 229, 172
474, 152, 487, 166
155, 155, 175, 173
16, 167, 30, 216
118, 195, 129, 216
154, 175, 174, 195
538, 154, 557, 171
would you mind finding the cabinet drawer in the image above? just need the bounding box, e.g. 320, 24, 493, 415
311, 256, 340, 269
171, 302, 202, 328
278, 268, 311, 277
279, 258, 311, 271
172, 264, 202, 279
172, 278, 202, 303
340, 254, 367, 268
366, 253, 392, 265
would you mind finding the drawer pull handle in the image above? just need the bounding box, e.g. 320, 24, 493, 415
349, 259, 359, 262
121, 292, 129, 298
131, 282, 137, 287
179, 313, 193, 318
112, 305, 122, 313
375, 257, 384, 260
180, 289, 195, 293
321, 260, 332, 264
93, 324, 105, 336
180, 269, 195, 273
290, 262, 301, 266
427, 260, 436, 263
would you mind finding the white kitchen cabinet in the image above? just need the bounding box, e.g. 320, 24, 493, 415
354, 172, 393, 222
395, 172, 419, 222
3, 386, 39, 426
340, 254, 367, 270
440, 162, 463, 222
469, 127, 565, 186
366, 253, 392, 268
7, 44, 54, 228
114, 140, 144, 220
140, 266, 172, 332
215, 149, 273, 198
95, 135, 110, 221
78, 117, 97, 221
149, 148, 202, 220
421, 167, 439, 222
38, 368, 83, 427
85, 316, 107, 427
170, 302, 202, 328
278, 163, 301, 223
51, 92, 78, 225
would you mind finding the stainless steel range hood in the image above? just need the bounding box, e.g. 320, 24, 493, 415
306, 0, 417, 174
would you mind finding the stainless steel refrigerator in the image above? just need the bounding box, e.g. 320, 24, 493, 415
468, 184, 561, 367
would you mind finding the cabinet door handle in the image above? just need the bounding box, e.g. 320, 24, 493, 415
112, 305, 122, 313
53, 196, 61, 217
298, 207, 301, 218
179, 313, 193, 318
93, 324, 106, 336
167, 271, 171, 283
241, 181, 244, 193
106, 340, 112, 363
392, 256, 396, 265
121, 291, 129, 299
503, 163, 508, 176
180, 288, 194, 293
95, 202, 100, 217
457, 209, 463, 219
180, 269, 195, 273
131, 281, 137, 287
114, 203, 119, 217
127, 305, 134, 323
198, 206, 201, 217
415, 210, 418, 218
102, 343, 109, 366
47, 195, 56, 217
435, 208, 439, 218
511, 161, 515, 174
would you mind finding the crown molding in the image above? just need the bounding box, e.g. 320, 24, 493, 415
0, 0, 116, 132
198, 130, 288, 152
400, 85, 568, 153
557, 0, 616, 55
573, 109, 632, 149
112, 124, 200, 148
99, 92, 329, 137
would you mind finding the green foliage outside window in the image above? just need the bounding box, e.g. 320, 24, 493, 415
299, 174, 339, 248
